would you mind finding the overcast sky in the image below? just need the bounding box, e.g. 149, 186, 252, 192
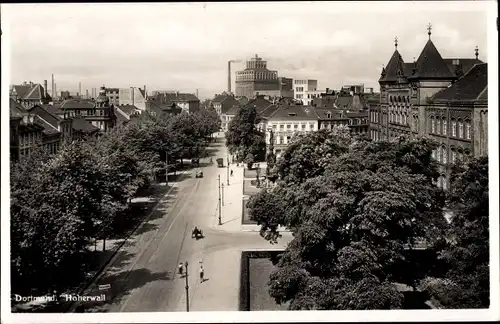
2, 1, 494, 99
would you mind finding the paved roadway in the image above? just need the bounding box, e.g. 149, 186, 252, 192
82, 138, 276, 312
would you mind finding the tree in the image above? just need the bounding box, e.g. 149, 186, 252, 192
226, 104, 265, 161
266, 129, 277, 177
248, 134, 447, 309
420, 156, 489, 308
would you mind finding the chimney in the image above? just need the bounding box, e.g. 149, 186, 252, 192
44, 80, 48, 97
228, 61, 232, 93
86, 89, 89, 99
79, 82, 82, 97
131, 87, 135, 105
51, 74, 55, 98
144, 85, 147, 98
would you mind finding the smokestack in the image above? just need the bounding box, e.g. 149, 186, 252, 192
44, 80, 48, 97
228, 61, 231, 93
131, 87, 135, 105
55, 83, 57, 98
51, 74, 54, 98
196, 89, 199, 98
79, 82, 81, 97
143, 85, 147, 98
86, 89, 89, 99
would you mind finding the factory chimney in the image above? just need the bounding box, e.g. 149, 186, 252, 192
78, 82, 82, 97
51, 74, 55, 98
43, 80, 48, 97
228, 61, 231, 93
86, 89, 89, 99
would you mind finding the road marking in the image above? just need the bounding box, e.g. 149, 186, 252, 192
118, 177, 201, 312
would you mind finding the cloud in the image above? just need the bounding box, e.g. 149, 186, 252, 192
3, 3, 492, 98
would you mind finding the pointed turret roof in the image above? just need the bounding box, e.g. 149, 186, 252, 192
379, 49, 406, 82
409, 39, 456, 80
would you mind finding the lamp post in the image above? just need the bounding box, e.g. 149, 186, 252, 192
218, 175, 222, 225
226, 153, 230, 186
184, 261, 190, 312
221, 183, 224, 206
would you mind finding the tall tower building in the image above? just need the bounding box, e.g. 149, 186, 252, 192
234, 54, 280, 98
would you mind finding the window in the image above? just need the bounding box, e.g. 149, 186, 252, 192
431, 118, 436, 133
451, 150, 456, 164
442, 177, 447, 190
272, 124, 277, 130
458, 121, 464, 138
436, 119, 441, 134
287, 124, 291, 129
294, 124, 298, 129
466, 122, 471, 139
280, 124, 284, 130
443, 120, 447, 135
309, 123, 315, 130
442, 146, 447, 164
302, 124, 306, 130
280, 136, 284, 144
451, 121, 456, 136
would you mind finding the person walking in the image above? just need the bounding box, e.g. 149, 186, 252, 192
199, 265, 204, 282
230, 169, 234, 177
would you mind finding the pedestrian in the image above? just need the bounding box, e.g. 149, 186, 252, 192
178, 263, 184, 276
236, 162, 239, 167
230, 169, 234, 177
199, 265, 204, 282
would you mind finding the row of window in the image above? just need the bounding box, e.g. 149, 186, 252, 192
390, 112, 409, 125
435, 176, 448, 190
370, 111, 381, 123
389, 95, 410, 103
295, 87, 304, 93
430, 117, 471, 139
20, 132, 42, 147
294, 80, 308, 85
271, 123, 316, 131
432, 146, 469, 165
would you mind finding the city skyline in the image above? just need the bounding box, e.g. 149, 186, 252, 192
3, 2, 492, 99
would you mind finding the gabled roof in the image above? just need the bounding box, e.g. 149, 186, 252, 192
260, 104, 280, 118
33, 115, 60, 136
409, 39, 456, 80
114, 107, 130, 125
313, 108, 342, 120
245, 96, 272, 114
72, 117, 100, 133
60, 99, 96, 109
27, 105, 61, 130
10, 98, 29, 118
431, 63, 487, 102
212, 93, 230, 103
11, 83, 52, 101
444, 58, 484, 76
116, 104, 139, 116
220, 96, 240, 114
267, 105, 319, 120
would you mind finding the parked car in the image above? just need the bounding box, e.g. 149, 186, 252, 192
216, 158, 224, 168
196, 170, 203, 178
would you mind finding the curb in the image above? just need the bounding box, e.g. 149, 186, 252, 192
66, 170, 189, 312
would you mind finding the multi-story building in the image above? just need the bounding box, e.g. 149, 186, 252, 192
235, 55, 280, 98
293, 79, 318, 102
105, 88, 120, 105
147, 91, 200, 114
370, 26, 486, 189
104, 86, 147, 111
211, 93, 240, 131
316, 109, 369, 135
10, 80, 52, 108
9, 99, 62, 160
59, 87, 116, 132
261, 103, 319, 158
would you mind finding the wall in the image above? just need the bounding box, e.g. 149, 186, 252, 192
119, 87, 146, 111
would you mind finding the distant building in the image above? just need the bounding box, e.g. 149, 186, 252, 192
59, 87, 116, 132
341, 84, 365, 95
371, 26, 487, 189
148, 91, 200, 114
104, 86, 147, 111
293, 79, 318, 102
211, 92, 240, 131
235, 54, 280, 98
10, 81, 52, 108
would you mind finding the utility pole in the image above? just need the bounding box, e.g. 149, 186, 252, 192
218, 175, 222, 225
184, 261, 190, 312
226, 156, 230, 186
221, 183, 224, 206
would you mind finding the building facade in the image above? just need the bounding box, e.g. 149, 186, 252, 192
293, 79, 318, 101
10, 81, 53, 108
235, 55, 280, 98
370, 27, 486, 189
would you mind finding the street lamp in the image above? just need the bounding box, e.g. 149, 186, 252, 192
218, 175, 222, 225
226, 153, 230, 186
221, 183, 224, 206
184, 261, 190, 312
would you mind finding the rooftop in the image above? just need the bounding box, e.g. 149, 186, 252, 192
431, 63, 488, 102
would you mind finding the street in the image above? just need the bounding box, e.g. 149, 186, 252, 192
81, 137, 284, 312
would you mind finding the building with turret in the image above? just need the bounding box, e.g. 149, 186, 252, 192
370, 24, 487, 190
